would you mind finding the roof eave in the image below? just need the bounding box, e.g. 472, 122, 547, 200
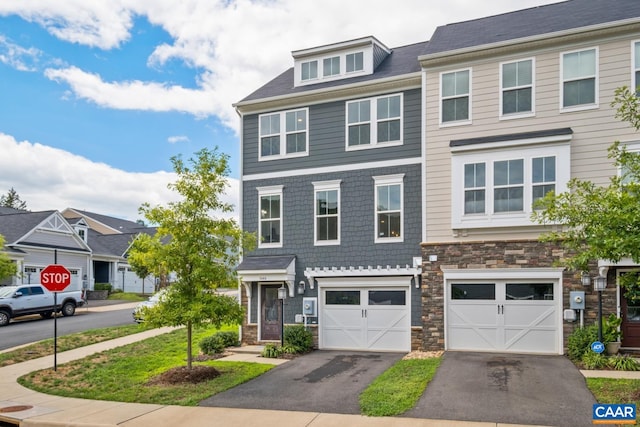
419, 17, 640, 66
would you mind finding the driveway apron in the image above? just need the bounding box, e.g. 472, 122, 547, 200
403, 352, 596, 427
199, 350, 404, 414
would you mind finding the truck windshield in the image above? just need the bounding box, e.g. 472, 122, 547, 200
0, 287, 17, 298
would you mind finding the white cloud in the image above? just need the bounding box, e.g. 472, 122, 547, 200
168, 135, 190, 144
0, 133, 240, 222
0, 0, 560, 132
0, 34, 41, 71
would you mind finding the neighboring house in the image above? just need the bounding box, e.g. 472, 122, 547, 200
419, 0, 640, 353
234, 36, 424, 351
0, 208, 91, 289
62, 208, 157, 294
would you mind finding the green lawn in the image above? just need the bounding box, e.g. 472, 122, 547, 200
586, 377, 640, 422
18, 325, 274, 406
359, 357, 441, 416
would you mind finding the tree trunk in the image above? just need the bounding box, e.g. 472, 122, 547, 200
187, 321, 192, 369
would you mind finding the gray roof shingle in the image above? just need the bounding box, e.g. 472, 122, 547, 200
423, 0, 640, 56
237, 255, 296, 271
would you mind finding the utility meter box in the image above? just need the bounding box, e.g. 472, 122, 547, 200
569, 291, 585, 310
302, 297, 317, 317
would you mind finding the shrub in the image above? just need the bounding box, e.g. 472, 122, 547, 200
261, 343, 282, 358
94, 283, 112, 292
199, 334, 225, 354
567, 324, 598, 362
283, 325, 313, 353
215, 331, 239, 348
608, 355, 640, 371
199, 331, 239, 355
582, 352, 608, 370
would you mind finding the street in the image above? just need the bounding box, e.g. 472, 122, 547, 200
0, 306, 136, 351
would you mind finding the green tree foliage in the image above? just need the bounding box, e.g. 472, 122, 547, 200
532, 86, 640, 303
0, 235, 17, 281
0, 187, 27, 210
129, 148, 255, 369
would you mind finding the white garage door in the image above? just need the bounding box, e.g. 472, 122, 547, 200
447, 281, 559, 354
320, 287, 410, 352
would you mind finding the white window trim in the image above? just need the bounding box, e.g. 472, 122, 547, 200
257, 185, 283, 248
313, 180, 341, 246
258, 108, 309, 161
346, 52, 364, 74
301, 60, 318, 82
559, 47, 599, 113
451, 141, 570, 229
345, 93, 404, 151
440, 68, 472, 127
631, 40, 640, 91
499, 58, 535, 120
373, 174, 404, 243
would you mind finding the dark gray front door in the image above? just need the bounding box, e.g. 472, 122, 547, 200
261, 285, 281, 341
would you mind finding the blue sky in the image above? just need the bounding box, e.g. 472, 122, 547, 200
0, 0, 558, 221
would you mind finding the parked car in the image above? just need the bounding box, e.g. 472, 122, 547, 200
132, 289, 167, 323
0, 284, 85, 326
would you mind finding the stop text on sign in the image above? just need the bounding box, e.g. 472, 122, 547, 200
42, 272, 70, 285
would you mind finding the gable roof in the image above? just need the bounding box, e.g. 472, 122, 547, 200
236, 41, 428, 105
422, 0, 640, 57
63, 208, 148, 235
0, 210, 56, 244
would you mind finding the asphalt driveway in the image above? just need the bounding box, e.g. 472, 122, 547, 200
199, 350, 404, 414
200, 350, 596, 426
404, 352, 596, 426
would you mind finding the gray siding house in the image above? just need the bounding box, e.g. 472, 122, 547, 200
235, 37, 425, 351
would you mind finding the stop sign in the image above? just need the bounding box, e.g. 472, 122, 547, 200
40, 264, 72, 292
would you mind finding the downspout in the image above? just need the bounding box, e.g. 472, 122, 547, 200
421, 66, 427, 244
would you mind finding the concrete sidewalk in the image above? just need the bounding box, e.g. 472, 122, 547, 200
0, 301, 637, 427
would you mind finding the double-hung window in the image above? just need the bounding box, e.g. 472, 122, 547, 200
346, 52, 363, 73
373, 174, 404, 243
464, 163, 486, 214
313, 180, 341, 245
532, 156, 556, 204
501, 59, 533, 117
302, 60, 318, 81
441, 69, 470, 124
258, 186, 283, 248
346, 94, 402, 149
561, 48, 597, 109
259, 109, 308, 160
323, 56, 340, 77
493, 159, 524, 213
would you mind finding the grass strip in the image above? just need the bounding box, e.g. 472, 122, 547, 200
359, 357, 441, 416
0, 323, 142, 367
587, 377, 640, 422
18, 325, 274, 406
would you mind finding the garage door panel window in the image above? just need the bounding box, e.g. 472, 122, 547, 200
326, 290, 360, 305
368, 290, 406, 305
505, 283, 553, 300
451, 283, 495, 300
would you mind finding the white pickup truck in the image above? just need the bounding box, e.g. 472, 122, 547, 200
0, 284, 85, 326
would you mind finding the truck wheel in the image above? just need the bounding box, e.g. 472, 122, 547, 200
40, 311, 53, 319
61, 302, 76, 317
0, 310, 9, 326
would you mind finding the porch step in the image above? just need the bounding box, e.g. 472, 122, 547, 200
228, 345, 264, 354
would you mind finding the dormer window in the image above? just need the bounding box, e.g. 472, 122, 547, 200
346, 52, 363, 73
323, 56, 340, 77
292, 36, 391, 87
301, 60, 318, 81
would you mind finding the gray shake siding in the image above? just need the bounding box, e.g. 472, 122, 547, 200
243, 163, 422, 326
242, 89, 421, 175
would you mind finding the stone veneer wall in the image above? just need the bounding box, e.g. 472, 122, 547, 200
420, 239, 617, 352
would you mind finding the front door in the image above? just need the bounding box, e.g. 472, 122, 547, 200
260, 285, 281, 341
621, 294, 640, 347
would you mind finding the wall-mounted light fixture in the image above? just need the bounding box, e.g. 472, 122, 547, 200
297, 281, 306, 295
580, 271, 591, 287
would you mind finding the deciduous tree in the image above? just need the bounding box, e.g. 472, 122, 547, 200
129, 148, 254, 369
